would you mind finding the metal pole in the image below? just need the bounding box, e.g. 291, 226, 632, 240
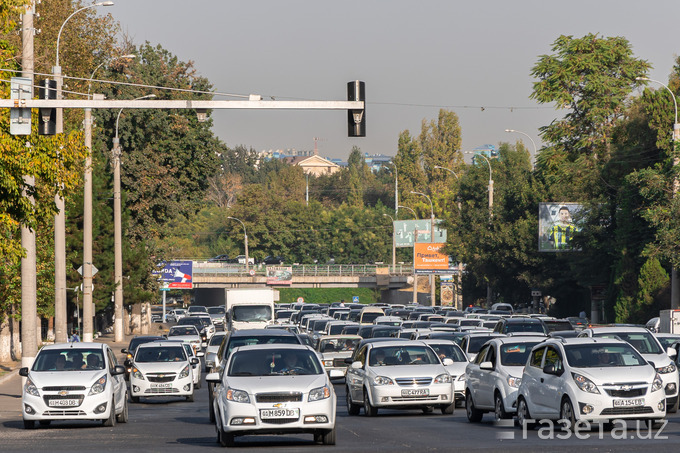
413, 228, 418, 305
82, 107, 94, 342
505, 129, 537, 170
305, 173, 309, 206
21, 2, 38, 372
162, 290, 167, 323
113, 138, 124, 342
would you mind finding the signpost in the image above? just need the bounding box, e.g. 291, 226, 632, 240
394, 219, 447, 247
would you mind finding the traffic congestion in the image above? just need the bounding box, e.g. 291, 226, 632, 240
13, 298, 680, 449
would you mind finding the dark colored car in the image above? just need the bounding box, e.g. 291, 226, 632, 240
121, 335, 165, 379
540, 318, 575, 333
261, 255, 285, 265
492, 318, 548, 335
177, 316, 212, 342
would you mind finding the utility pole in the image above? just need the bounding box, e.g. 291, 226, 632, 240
20, 1, 38, 370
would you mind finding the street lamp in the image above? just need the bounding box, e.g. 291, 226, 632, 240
464, 152, 493, 218
112, 94, 155, 342
505, 129, 537, 169
383, 214, 396, 268
433, 165, 458, 179
398, 205, 417, 219
227, 217, 249, 272
637, 76, 680, 310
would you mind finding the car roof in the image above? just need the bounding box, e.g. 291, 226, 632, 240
229, 328, 297, 337
232, 344, 313, 353
367, 339, 429, 348
318, 335, 362, 340
137, 341, 189, 348
540, 337, 630, 347
40, 342, 106, 351
586, 326, 649, 333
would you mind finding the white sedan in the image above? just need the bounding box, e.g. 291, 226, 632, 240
206, 344, 336, 447
346, 340, 455, 416
19, 342, 128, 428
129, 341, 198, 402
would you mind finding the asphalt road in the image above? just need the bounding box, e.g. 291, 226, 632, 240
2, 369, 680, 453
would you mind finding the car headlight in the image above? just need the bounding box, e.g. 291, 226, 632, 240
309, 385, 331, 401
457, 373, 467, 381
131, 367, 144, 380
507, 375, 522, 388
226, 387, 250, 403
652, 373, 664, 392
572, 373, 599, 394
657, 363, 677, 374
323, 360, 333, 367
24, 378, 39, 397
88, 375, 107, 395
373, 376, 395, 386
434, 373, 452, 384
179, 364, 191, 379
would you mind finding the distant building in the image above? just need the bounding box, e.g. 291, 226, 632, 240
363, 153, 393, 172
283, 155, 341, 176
468, 144, 499, 165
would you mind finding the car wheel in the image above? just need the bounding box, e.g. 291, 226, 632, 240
217, 426, 235, 447
130, 394, 140, 404
494, 393, 508, 420
195, 379, 201, 390
322, 428, 336, 445
669, 397, 679, 414
517, 397, 535, 430
116, 395, 129, 423
466, 392, 483, 423
559, 397, 576, 430
39, 420, 51, 426
209, 391, 216, 423
440, 402, 455, 415
23, 419, 35, 429
103, 398, 116, 427
186, 392, 195, 402
346, 387, 360, 415
422, 406, 434, 414
363, 388, 378, 417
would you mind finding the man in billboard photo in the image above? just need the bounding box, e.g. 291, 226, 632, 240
547, 205, 579, 250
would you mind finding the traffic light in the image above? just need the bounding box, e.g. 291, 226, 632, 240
347, 80, 365, 137
38, 79, 57, 135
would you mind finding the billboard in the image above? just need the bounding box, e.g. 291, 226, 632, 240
157, 260, 193, 289
394, 219, 447, 247
440, 281, 454, 306
538, 202, 584, 252
414, 243, 451, 274
267, 266, 293, 285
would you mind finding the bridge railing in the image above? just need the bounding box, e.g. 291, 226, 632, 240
192, 262, 414, 277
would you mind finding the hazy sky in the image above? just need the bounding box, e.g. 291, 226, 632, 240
106, 0, 680, 160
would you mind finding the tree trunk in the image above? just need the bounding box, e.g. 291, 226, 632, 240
131, 303, 142, 335
0, 316, 12, 362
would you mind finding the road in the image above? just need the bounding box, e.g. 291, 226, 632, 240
1, 368, 680, 453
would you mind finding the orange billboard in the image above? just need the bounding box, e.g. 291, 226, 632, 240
414, 243, 450, 272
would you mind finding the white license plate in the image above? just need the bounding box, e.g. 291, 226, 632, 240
260, 408, 300, 419
151, 383, 172, 388
401, 388, 430, 397
613, 398, 644, 407
49, 399, 79, 407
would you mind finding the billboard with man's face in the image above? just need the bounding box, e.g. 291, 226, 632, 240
538, 202, 584, 252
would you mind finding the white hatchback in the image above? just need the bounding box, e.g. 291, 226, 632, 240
19, 342, 128, 428
129, 341, 198, 402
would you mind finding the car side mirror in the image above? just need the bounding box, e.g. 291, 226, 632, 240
191, 358, 199, 365
112, 365, 126, 376
442, 358, 454, 366
205, 372, 221, 384
542, 364, 561, 376
19, 367, 29, 377
667, 347, 677, 359
196, 352, 205, 358
480, 361, 494, 371
351, 361, 363, 369
344, 357, 354, 365
121, 349, 128, 354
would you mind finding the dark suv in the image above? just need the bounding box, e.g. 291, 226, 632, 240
492, 318, 548, 335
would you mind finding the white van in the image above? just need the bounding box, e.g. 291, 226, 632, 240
358, 306, 384, 325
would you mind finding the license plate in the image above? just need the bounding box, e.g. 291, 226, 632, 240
613, 398, 644, 407
49, 399, 79, 407
151, 383, 172, 388
260, 408, 300, 419
401, 388, 430, 397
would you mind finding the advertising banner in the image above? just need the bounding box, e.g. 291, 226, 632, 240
157, 260, 193, 289
394, 220, 447, 247
414, 243, 451, 273
267, 266, 293, 285
440, 281, 454, 306
538, 202, 584, 252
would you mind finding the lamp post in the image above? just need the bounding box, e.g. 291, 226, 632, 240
397, 205, 417, 219
411, 191, 436, 306
637, 77, 680, 310
433, 165, 458, 179
383, 214, 396, 269
78, 54, 135, 343
112, 94, 155, 342
505, 129, 537, 169
227, 217, 249, 272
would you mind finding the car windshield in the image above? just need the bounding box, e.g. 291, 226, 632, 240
467, 336, 496, 353
505, 322, 546, 334
372, 328, 399, 338
208, 307, 225, 315
656, 336, 680, 349
232, 305, 272, 322
136, 346, 187, 362
341, 326, 360, 335
543, 321, 573, 332
33, 349, 105, 371
361, 312, 382, 323
178, 317, 201, 327
500, 342, 541, 366
427, 343, 467, 362
593, 332, 663, 354
564, 344, 647, 368
228, 349, 323, 376
128, 337, 163, 352
169, 326, 198, 336
227, 335, 300, 356
209, 334, 226, 347
319, 337, 359, 353
368, 346, 439, 366
188, 306, 206, 313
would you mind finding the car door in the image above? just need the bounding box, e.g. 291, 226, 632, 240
537, 345, 564, 418
467, 344, 489, 405
347, 345, 367, 402
106, 347, 125, 412
522, 345, 545, 416
477, 344, 497, 409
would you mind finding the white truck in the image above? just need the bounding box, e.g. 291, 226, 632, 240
660, 309, 680, 334
224, 288, 277, 331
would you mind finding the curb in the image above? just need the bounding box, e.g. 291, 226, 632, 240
0, 368, 19, 386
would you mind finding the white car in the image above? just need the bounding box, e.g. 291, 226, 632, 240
421, 339, 468, 405
129, 341, 198, 402
459, 332, 506, 361
579, 326, 679, 413
167, 325, 203, 353
464, 336, 544, 421
19, 342, 128, 428
516, 337, 667, 427
206, 344, 336, 447
205, 332, 226, 373
317, 335, 362, 379
345, 340, 455, 416
167, 339, 205, 389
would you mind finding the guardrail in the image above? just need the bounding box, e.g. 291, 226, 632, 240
192, 262, 414, 277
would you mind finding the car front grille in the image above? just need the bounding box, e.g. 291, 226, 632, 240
42, 410, 87, 416
144, 387, 179, 394
255, 392, 303, 403
147, 374, 176, 383
43, 395, 84, 407
395, 377, 433, 386
43, 386, 86, 391
600, 406, 654, 416
261, 418, 299, 424
333, 358, 347, 367
605, 388, 647, 398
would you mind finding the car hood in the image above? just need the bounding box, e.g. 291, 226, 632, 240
321, 351, 353, 360
167, 335, 200, 342
443, 362, 468, 376
367, 364, 447, 378
29, 370, 107, 389
576, 366, 656, 384
499, 365, 525, 379
134, 361, 189, 373
640, 353, 672, 368
226, 374, 329, 395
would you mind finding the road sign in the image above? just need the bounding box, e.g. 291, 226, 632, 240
155, 260, 193, 289
77, 264, 99, 276
394, 219, 447, 247
249, 269, 256, 276
352, 296, 360, 303
297, 297, 304, 303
